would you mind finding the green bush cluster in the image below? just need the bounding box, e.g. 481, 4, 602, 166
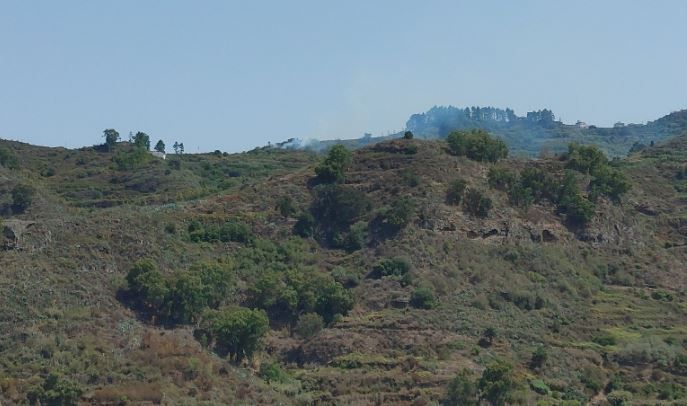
27, 372, 84, 406
112, 145, 150, 170
566, 143, 631, 202
314, 144, 352, 183
443, 360, 518, 405
446, 129, 508, 163
248, 267, 353, 325
126, 260, 233, 324
369, 257, 412, 286
188, 219, 253, 244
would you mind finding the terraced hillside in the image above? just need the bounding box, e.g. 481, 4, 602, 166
0, 133, 686, 405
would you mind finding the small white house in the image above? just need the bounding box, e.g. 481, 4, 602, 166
150, 151, 166, 160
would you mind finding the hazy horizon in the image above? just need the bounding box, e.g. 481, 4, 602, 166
2, 1, 686, 152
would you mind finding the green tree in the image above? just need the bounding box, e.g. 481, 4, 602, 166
132, 131, 151, 150
315, 280, 354, 324
444, 369, 478, 406
403, 130, 414, 139
314, 144, 352, 183
103, 128, 120, 151
566, 143, 608, 174
478, 360, 518, 405
463, 189, 492, 217
589, 166, 631, 202
310, 184, 371, 243
199, 307, 269, 362
165, 272, 209, 324
154, 139, 166, 153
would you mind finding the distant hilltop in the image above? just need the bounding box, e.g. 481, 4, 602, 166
274, 106, 687, 157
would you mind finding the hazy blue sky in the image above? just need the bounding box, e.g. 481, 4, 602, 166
1, 1, 686, 152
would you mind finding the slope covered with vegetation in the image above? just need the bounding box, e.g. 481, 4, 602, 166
0, 129, 686, 405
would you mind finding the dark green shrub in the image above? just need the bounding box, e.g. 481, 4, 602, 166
113, 146, 149, 170
0, 146, 19, 169
341, 221, 368, 251
294, 212, 316, 238
447, 129, 508, 163
410, 286, 437, 309
371, 257, 412, 280
507, 182, 534, 208
593, 333, 617, 346
219, 220, 252, 243
444, 369, 478, 406
530, 346, 548, 369
314, 144, 352, 183
399, 168, 419, 187
606, 390, 632, 406
258, 361, 291, 383
519, 167, 558, 202
331, 267, 360, 288
529, 379, 550, 395
11, 184, 35, 213
275, 196, 297, 217
463, 189, 492, 217
488, 166, 516, 190
446, 179, 467, 205
482, 327, 497, 346
403, 131, 414, 140
315, 280, 354, 324
658, 382, 686, 400
295, 312, 325, 338
382, 196, 415, 230
559, 192, 595, 225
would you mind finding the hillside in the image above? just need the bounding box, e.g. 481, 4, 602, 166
1, 133, 686, 405
314, 107, 687, 158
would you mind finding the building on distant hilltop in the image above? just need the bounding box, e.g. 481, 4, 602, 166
575, 120, 589, 129
614, 122, 625, 128
150, 151, 166, 160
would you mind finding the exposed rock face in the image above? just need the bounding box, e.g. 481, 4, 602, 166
1, 219, 36, 250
